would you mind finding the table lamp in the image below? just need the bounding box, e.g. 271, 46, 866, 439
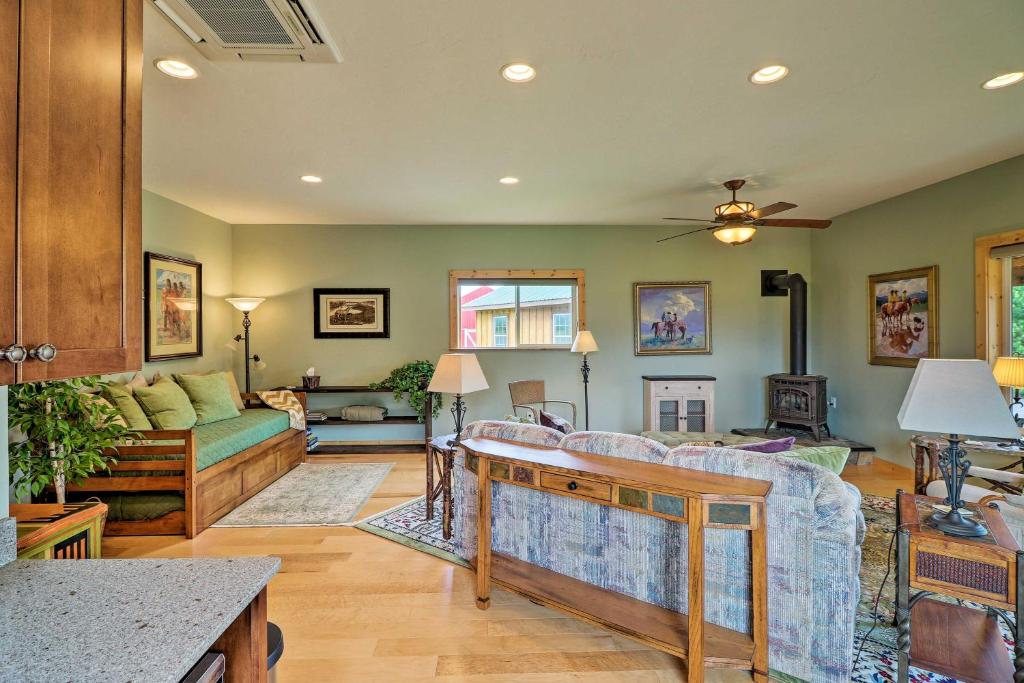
226, 297, 266, 392
427, 353, 489, 446
992, 356, 1024, 427
571, 329, 598, 430
898, 358, 1020, 536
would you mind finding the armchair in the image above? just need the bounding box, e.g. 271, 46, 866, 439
926, 465, 1024, 546
508, 380, 576, 429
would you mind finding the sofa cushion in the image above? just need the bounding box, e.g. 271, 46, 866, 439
208, 370, 245, 410
194, 408, 290, 470
102, 382, 153, 430
175, 372, 241, 425
730, 436, 796, 453
133, 378, 198, 430
784, 445, 850, 475
558, 431, 668, 463
641, 431, 763, 448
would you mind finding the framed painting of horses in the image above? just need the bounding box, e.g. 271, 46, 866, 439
634, 282, 711, 355
868, 266, 938, 367
144, 252, 203, 362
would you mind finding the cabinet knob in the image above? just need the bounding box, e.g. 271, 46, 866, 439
567, 481, 578, 491
29, 343, 58, 363
1, 344, 27, 364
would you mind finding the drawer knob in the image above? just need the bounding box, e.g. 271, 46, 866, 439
29, 343, 57, 363
1, 344, 27, 364
567, 481, 578, 491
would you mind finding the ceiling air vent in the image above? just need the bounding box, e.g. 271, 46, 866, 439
149, 0, 341, 63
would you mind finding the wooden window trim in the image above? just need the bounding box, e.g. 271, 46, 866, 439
975, 228, 1024, 362
448, 269, 586, 350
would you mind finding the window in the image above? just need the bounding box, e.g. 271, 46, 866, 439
450, 270, 585, 350
493, 315, 509, 347
552, 313, 572, 345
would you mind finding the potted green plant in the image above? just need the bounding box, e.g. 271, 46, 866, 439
8, 376, 134, 504
369, 360, 441, 423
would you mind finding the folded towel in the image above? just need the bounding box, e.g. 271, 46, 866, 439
340, 405, 388, 422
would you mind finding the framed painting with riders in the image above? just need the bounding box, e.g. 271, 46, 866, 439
144, 252, 203, 362
867, 265, 938, 367
633, 281, 711, 355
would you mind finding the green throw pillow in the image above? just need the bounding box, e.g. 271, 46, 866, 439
133, 377, 198, 430
102, 382, 153, 430
784, 446, 850, 475
174, 372, 241, 425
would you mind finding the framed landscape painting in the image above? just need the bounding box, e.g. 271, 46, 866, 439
144, 252, 202, 361
868, 265, 938, 367
634, 282, 711, 355
313, 288, 390, 339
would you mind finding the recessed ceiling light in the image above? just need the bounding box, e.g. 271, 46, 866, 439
749, 65, 789, 85
154, 58, 198, 80
499, 177, 520, 185
982, 72, 1024, 90
300, 175, 323, 184
501, 63, 536, 83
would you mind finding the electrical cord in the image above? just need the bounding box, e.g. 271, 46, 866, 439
852, 523, 901, 671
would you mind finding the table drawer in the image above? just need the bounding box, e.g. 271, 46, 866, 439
540, 471, 611, 501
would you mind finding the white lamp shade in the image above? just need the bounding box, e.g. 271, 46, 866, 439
226, 297, 265, 312
427, 353, 489, 395
571, 330, 598, 354
897, 359, 1019, 438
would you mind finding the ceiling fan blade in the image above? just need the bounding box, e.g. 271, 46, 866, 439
656, 226, 716, 243
662, 217, 718, 223
754, 218, 832, 229
748, 202, 797, 219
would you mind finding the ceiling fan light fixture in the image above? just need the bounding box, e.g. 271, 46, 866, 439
714, 200, 754, 218
749, 65, 789, 85
713, 225, 756, 246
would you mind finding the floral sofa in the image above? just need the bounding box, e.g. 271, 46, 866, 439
451, 420, 865, 683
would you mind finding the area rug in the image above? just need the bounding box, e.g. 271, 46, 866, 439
355, 490, 1014, 681
212, 462, 393, 527
356, 496, 468, 566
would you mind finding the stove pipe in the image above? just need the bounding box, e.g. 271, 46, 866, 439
769, 272, 808, 376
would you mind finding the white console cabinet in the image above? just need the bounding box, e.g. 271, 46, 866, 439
642, 375, 716, 433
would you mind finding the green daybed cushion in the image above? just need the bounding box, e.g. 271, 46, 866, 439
641, 431, 764, 448
75, 492, 186, 522
783, 445, 850, 476
194, 408, 290, 470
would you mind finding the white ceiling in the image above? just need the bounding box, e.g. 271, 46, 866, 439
142, 0, 1024, 225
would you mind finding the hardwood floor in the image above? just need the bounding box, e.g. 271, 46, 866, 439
103, 452, 913, 682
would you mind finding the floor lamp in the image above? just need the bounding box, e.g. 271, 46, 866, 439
226, 297, 266, 392
571, 330, 598, 430
427, 353, 489, 446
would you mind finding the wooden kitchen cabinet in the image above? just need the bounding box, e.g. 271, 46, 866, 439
0, 0, 142, 383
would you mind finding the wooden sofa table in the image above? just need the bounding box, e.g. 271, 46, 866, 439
461, 436, 772, 683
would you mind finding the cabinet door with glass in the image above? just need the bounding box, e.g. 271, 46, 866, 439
643, 377, 715, 433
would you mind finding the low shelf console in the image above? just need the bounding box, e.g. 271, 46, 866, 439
461, 436, 771, 682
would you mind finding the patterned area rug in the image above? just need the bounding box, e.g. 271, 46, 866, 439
355, 496, 468, 566
213, 462, 393, 527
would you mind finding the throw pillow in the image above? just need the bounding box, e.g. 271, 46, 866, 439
539, 410, 574, 434
101, 382, 153, 430
133, 377, 198, 430
174, 373, 241, 425
81, 393, 128, 429
205, 370, 245, 411
784, 446, 850, 475
681, 440, 723, 447
730, 436, 796, 454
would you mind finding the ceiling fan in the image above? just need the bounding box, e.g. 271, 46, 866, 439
659, 179, 832, 246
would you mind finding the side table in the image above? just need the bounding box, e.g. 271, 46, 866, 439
426, 436, 455, 539
12, 501, 107, 559
910, 434, 1024, 494
895, 491, 1022, 682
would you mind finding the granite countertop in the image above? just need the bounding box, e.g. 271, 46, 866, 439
0, 556, 280, 683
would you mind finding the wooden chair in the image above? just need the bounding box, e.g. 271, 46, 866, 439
508, 380, 577, 427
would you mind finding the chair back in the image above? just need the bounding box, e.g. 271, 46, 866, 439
509, 380, 545, 406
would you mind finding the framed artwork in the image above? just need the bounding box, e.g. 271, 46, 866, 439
144, 252, 203, 361
634, 282, 711, 355
868, 265, 938, 367
313, 288, 390, 339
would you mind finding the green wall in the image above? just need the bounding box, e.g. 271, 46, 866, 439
136, 191, 235, 380
232, 224, 812, 436
811, 154, 1024, 463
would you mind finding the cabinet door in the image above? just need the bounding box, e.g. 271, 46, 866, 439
655, 397, 683, 432
0, 0, 16, 385
17, 0, 141, 381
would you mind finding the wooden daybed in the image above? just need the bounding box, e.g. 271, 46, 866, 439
69, 394, 306, 538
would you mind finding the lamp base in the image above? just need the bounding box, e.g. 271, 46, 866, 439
926, 508, 988, 537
